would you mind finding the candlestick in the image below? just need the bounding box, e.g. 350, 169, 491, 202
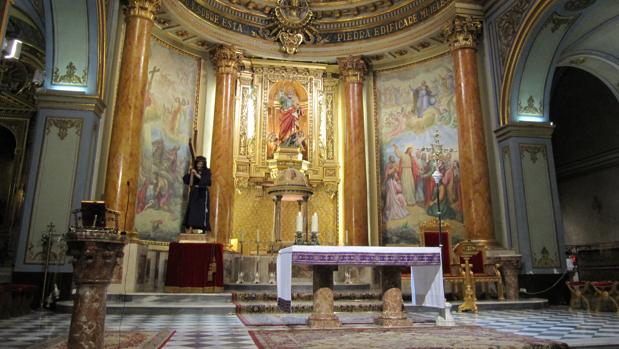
295, 211, 303, 232
311, 212, 318, 233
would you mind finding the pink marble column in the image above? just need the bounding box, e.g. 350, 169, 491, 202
444, 16, 495, 241
104, 0, 159, 235
210, 45, 243, 244
338, 56, 368, 246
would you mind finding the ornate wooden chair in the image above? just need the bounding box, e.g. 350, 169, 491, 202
566, 281, 591, 311
419, 219, 464, 298
454, 241, 505, 301
590, 281, 618, 313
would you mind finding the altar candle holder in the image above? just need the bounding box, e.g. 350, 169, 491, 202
236, 240, 245, 284
310, 231, 319, 245
294, 230, 304, 245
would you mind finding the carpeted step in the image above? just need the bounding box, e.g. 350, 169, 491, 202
234, 300, 384, 313
232, 291, 382, 302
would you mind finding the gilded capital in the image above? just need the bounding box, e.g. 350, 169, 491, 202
212, 45, 244, 75
124, 0, 160, 21
338, 56, 367, 84
443, 15, 483, 51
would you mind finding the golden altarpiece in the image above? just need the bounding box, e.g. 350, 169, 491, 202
232, 60, 340, 252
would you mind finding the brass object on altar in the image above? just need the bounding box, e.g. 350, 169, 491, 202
267, 167, 313, 246
267, 146, 310, 178
454, 240, 481, 313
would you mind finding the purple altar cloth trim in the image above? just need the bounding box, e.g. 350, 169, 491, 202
277, 298, 291, 313
290, 252, 441, 266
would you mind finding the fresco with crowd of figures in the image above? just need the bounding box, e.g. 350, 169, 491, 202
134, 38, 200, 241
374, 54, 465, 245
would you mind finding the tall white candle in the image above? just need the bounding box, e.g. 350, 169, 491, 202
296, 212, 303, 232
311, 212, 318, 232
256, 229, 260, 242
345, 230, 349, 245
240, 230, 244, 242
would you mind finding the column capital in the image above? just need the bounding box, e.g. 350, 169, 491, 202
212, 45, 244, 75
443, 15, 482, 51
124, 0, 160, 21
338, 56, 367, 84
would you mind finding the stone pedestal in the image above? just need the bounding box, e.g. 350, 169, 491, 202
375, 266, 412, 327
308, 265, 341, 328
487, 253, 522, 300
65, 228, 126, 349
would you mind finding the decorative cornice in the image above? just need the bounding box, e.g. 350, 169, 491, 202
125, 0, 161, 21
211, 45, 244, 74
443, 15, 482, 51
338, 56, 367, 84
35, 93, 107, 117
494, 122, 555, 143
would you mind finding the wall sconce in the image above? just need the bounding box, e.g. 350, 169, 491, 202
3, 39, 22, 60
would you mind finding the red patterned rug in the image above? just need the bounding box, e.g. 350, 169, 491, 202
237, 312, 435, 326
28, 330, 175, 349
249, 326, 568, 349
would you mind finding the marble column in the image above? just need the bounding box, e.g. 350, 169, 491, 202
444, 16, 494, 241
273, 195, 282, 242
338, 56, 368, 246
308, 265, 341, 328
103, 0, 159, 234
66, 228, 126, 349
375, 266, 412, 326
210, 45, 243, 244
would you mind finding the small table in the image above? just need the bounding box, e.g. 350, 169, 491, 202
277, 246, 444, 327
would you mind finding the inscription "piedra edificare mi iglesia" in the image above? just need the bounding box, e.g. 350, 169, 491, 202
180, 0, 451, 44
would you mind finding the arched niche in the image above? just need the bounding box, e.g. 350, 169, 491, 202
266, 80, 309, 160
549, 66, 619, 247
501, 0, 619, 124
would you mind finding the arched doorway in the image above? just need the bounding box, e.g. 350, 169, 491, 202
549, 66, 619, 280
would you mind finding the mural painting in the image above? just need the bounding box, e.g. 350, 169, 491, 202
134, 38, 200, 241
266, 81, 309, 159
374, 54, 465, 245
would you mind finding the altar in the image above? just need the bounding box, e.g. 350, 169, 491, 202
277, 245, 445, 327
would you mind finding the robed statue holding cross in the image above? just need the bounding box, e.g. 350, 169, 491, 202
182, 156, 211, 234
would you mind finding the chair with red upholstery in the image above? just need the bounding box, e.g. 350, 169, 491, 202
454, 241, 505, 301
419, 219, 464, 298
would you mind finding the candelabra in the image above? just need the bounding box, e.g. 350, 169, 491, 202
254, 239, 261, 284
236, 240, 245, 284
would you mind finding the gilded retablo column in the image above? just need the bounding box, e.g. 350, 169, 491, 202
444, 16, 495, 241
211, 46, 243, 244
103, 0, 159, 234
338, 56, 368, 246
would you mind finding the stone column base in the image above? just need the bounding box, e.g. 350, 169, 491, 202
374, 315, 413, 327
307, 313, 342, 328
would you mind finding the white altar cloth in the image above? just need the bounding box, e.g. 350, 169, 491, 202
276, 245, 445, 312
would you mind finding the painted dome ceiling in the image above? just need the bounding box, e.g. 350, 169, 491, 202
156, 0, 480, 63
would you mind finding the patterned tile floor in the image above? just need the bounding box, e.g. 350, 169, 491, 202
0, 307, 618, 348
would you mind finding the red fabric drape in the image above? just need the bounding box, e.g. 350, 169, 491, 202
422, 231, 451, 275
165, 243, 224, 291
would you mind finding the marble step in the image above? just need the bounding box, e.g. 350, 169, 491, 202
224, 282, 371, 292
